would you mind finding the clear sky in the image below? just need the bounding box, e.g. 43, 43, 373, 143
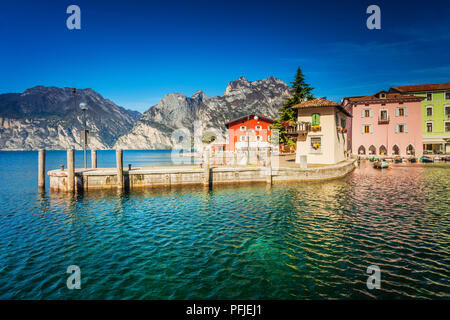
1, 0, 449, 112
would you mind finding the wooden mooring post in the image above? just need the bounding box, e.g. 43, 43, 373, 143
116, 149, 124, 189
38, 149, 46, 189
266, 148, 272, 185
203, 150, 210, 187
67, 149, 75, 192
91, 149, 97, 168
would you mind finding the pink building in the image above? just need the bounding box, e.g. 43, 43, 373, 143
343, 91, 424, 157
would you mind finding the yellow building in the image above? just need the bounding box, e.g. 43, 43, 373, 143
292, 98, 351, 165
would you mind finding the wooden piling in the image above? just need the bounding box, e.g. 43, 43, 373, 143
203, 150, 210, 186
116, 149, 123, 189
67, 149, 75, 192
91, 149, 97, 168
38, 149, 46, 189
266, 148, 272, 185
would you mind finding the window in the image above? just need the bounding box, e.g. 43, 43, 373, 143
255, 125, 262, 131
396, 124, 408, 133
239, 135, 246, 142
446, 92, 450, 100
256, 135, 263, 142
445, 121, 450, 132
396, 107, 407, 117
310, 137, 322, 153
362, 109, 372, 118
426, 122, 433, 133
341, 118, 346, 128
363, 125, 372, 134
426, 106, 433, 116
380, 110, 388, 120
445, 106, 450, 116
426, 92, 432, 101
312, 113, 320, 126
240, 126, 246, 131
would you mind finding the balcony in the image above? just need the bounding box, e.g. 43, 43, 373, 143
286, 122, 312, 135
378, 115, 390, 124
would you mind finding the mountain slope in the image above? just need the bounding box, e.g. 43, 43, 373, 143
0, 86, 141, 150
114, 76, 290, 149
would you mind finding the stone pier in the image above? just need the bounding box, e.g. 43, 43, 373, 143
48, 159, 357, 192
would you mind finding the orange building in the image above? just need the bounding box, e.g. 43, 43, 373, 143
222, 113, 275, 151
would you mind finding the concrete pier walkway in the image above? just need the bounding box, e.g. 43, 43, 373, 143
48, 159, 357, 192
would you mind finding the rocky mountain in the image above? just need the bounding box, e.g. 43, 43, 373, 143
114, 76, 290, 149
0, 86, 141, 150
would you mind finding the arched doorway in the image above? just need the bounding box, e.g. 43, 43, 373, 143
379, 145, 387, 155
406, 144, 415, 156
368, 145, 376, 155
358, 145, 366, 155
392, 145, 400, 155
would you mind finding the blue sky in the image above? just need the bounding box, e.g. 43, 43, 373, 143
1, 0, 449, 112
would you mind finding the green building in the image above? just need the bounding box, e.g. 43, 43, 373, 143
390, 83, 450, 154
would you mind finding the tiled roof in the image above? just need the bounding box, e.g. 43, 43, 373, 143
390, 83, 450, 93
225, 113, 275, 127
292, 98, 352, 117
292, 98, 341, 108
346, 91, 423, 104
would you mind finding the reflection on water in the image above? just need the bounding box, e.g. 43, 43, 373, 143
0, 152, 449, 299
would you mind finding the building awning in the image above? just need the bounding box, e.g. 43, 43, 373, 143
422, 138, 446, 144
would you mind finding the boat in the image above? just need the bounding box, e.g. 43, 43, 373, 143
420, 156, 434, 163
373, 161, 390, 169
394, 157, 403, 163
409, 157, 417, 163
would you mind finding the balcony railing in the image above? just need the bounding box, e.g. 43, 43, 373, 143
378, 115, 390, 124
286, 122, 312, 135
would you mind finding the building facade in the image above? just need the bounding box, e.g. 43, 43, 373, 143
224, 113, 274, 152
292, 98, 350, 165
390, 83, 450, 154
344, 91, 423, 157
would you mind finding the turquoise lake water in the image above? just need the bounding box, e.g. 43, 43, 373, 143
0, 150, 448, 299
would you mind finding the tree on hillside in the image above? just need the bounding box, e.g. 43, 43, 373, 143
272, 67, 314, 145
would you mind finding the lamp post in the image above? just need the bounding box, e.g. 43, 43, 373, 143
247, 114, 259, 165
80, 102, 88, 169
72, 88, 77, 148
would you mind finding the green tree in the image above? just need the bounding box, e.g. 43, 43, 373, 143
273, 67, 314, 145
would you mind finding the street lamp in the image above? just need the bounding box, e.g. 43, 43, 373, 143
247, 114, 259, 165
80, 102, 88, 169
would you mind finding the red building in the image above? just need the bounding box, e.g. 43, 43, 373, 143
221, 113, 275, 151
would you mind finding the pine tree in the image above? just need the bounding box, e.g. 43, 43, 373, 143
272, 67, 314, 145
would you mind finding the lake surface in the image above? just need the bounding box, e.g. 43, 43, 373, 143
0, 150, 448, 299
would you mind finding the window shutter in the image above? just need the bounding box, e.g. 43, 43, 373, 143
405, 124, 408, 133
405, 107, 408, 116
395, 124, 399, 133
370, 109, 373, 117
369, 125, 373, 133
361, 109, 364, 118
396, 108, 399, 117
312, 113, 320, 125
362, 125, 365, 133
